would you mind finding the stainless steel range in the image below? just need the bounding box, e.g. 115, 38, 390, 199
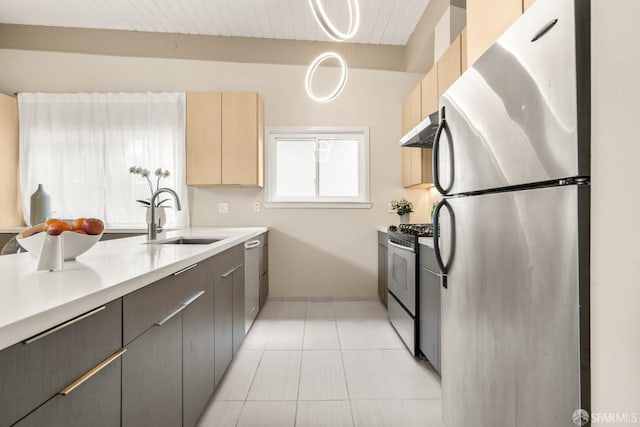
387, 224, 433, 356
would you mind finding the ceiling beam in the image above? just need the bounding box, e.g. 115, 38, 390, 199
0, 24, 407, 72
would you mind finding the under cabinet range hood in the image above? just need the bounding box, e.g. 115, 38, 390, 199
400, 111, 439, 148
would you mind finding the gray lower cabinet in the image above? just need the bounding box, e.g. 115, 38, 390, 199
377, 231, 388, 306
259, 233, 269, 309
122, 262, 207, 346
122, 259, 215, 427
15, 353, 123, 427
122, 310, 183, 427
0, 300, 122, 426
214, 272, 233, 386
214, 244, 244, 384
232, 253, 245, 355
419, 245, 441, 374
182, 259, 216, 427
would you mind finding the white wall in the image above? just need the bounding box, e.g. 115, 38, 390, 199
0, 48, 433, 297
434, 5, 467, 62
591, 0, 640, 423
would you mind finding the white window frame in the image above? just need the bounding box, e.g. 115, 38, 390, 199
265, 126, 371, 208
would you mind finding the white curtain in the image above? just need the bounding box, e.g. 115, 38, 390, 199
18, 92, 189, 228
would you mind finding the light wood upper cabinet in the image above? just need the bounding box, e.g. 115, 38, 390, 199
400, 32, 464, 189
402, 79, 434, 189
186, 92, 222, 186
437, 35, 462, 97
461, 28, 468, 72
222, 93, 264, 187
186, 92, 264, 188
402, 85, 422, 135
523, 0, 536, 11
403, 147, 432, 189
402, 83, 430, 188
420, 67, 438, 118
467, 0, 523, 66
0, 94, 24, 227
402, 148, 413, 188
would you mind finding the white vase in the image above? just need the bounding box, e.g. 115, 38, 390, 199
399, 214, 410, 224
146, 206, 167, 227
30, 184, 51, 226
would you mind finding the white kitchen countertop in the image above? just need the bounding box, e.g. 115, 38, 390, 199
0, 227, 267, 351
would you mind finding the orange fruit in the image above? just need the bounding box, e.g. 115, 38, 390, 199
46, 219, 73, 235
72, 217, 86, 231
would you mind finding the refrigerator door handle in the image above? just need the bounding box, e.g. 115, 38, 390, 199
433, 198, 456, 289
432, 106, 454, 195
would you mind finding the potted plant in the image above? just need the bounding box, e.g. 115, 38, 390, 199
391, 198, 413, 224
130, 166, 172, 226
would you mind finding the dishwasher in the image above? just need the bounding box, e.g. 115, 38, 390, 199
244, 237, 262, 333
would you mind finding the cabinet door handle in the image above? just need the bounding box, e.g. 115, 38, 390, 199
182, 290, 205, 307
59, 348, 127, 396
244, 240, 261, 249
156, 305, 187, 326
23, 306, 107, 345
221, 263, 243, 278
173, 263, 197, 276
155, 290, 206, 326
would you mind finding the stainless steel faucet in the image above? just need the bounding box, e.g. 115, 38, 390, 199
148, 188, 182, 241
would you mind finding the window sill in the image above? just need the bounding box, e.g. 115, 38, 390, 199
264, 202, 372, 209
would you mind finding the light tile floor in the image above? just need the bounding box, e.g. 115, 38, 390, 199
198, 299, 443, 427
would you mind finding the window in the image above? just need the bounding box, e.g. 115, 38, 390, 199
18, 92, 189, 228
265, 127, 370, 208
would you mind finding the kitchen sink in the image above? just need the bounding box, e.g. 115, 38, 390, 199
151, 237, 222, 245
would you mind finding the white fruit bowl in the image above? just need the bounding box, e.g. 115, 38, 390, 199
17, 231, 103, 260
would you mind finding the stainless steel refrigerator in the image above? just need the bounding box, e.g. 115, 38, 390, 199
432, 0, 590, 426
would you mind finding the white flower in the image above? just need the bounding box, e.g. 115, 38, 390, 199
130, 165, 172, 207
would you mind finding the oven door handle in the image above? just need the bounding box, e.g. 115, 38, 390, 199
387, 240, 415, 253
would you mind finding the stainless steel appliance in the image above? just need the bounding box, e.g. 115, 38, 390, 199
400, 111, 439, 148
244, 238, 262, 333
387, 224, 433, 356
432, 0, 590, 426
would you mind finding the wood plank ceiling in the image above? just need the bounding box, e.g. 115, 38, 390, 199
0, 0, 431, 46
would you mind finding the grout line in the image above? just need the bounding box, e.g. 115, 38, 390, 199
234, 400, 245, 427
242, 349, 265, 400
292, 301, 308, 427
333, 300, 358, 427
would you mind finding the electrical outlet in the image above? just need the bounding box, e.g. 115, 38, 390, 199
218, 202, 229, 214
253, 202, 261, 213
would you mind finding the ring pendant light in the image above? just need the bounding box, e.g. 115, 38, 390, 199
305, 52, 348, 103
308, 0, 361, 42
